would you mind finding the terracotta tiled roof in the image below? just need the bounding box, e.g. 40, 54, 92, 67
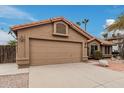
107, 37, 123, 41
11, 17, 93, 39
87, 37, 113, 45
10, 17, 113, 45
87, 38, 101, 43
99, 39, 113, 45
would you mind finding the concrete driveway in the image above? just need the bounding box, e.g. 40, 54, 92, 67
29, 63, 124, 88
0, 63, 29, 75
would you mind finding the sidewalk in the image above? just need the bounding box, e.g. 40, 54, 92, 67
0, 63, 29, 75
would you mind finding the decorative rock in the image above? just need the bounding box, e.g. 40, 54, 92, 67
117, 56, 121, 60
111, 57, 116, 61
99, 60, 109, 67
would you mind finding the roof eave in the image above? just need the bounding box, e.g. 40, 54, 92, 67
11, 17, 93, 40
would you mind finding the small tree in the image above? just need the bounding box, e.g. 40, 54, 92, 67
76, 18, 89, 31
8, 40, 17, 46
102, 32, 108, 39
93, 50, 102, 60
82, 19, 89, 31
107, 14, 124, 59
76, 22, 81, 26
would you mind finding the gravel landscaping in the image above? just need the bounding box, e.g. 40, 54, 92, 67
107, 62, 124, 71
107, 59, 124, 71
89, 59, 124, 72
0, 73, 29, 88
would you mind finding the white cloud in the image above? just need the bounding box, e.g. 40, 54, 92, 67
106, 19, 115, 26
0, 30, 15, 45
101, 19, 124, 38
0, 6, 37, 21
104, 19, 124, 35
103, 19, 115, 28
100, 31, 108, 35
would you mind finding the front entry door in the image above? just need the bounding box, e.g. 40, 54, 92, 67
91, 45, 98, 56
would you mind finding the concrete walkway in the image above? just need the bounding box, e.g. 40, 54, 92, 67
0, 63, 29, 75
29, 63, 124, 88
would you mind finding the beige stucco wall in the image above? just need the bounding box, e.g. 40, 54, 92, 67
16, 21, 88, 66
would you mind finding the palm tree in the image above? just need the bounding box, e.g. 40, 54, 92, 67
102, 32, 108, 39
76, 22, 81, 26
107, 14, 124, 58
82, 19, 89, 31
107, 14, 124, 31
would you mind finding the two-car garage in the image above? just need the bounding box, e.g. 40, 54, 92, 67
12, 17, 89, 67
30, 39, 82, 66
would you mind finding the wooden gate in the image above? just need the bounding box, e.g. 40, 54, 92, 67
0, 45, 16, 63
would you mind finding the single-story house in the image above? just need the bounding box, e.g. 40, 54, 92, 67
107, 37, 122, 52
11, 17, 112, 67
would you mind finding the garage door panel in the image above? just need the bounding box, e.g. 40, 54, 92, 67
32, 51, 81, 58
30, 58, 81, 66
30, 39, 82, 65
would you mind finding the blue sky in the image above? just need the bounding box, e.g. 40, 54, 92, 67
0, 5, 124, 38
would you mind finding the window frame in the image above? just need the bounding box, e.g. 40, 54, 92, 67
53, 22, 68, 37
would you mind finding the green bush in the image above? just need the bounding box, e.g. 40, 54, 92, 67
93, 50, 102, 60
8, 40, 17, 46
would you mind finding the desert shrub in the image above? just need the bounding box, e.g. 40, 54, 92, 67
93, 50, 102, 60
8, 40, 17, 46
112, 51, 119, 58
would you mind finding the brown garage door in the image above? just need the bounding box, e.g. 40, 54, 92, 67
30, 39, 82, 65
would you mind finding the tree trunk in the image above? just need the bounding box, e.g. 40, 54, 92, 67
84, 24, 87, 31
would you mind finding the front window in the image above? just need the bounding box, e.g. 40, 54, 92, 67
105, 46, 108, 54
56, 23, 66, 34
53, 22, 68, 36
105, 46, 110, 54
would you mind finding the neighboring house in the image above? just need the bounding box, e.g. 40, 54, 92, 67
11, 17, 112, 67
107, 37, 123, 52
